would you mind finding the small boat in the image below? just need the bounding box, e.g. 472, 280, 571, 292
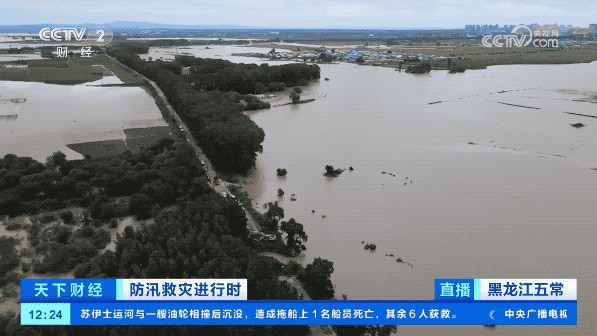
324, 77, 329, 81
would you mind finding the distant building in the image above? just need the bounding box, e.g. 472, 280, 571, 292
539, 23, 559, 31
590, 24, 597, 34
181, 67, 191, 75
464, 24, 511, 34
572, 27, 592, 36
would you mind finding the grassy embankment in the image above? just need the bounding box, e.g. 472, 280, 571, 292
255, 42, 597, 70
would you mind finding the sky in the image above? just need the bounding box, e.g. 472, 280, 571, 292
0, 0, 595, 29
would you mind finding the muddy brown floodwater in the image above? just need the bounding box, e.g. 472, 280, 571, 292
0, 76, 166, 161
241, 61, 597, 335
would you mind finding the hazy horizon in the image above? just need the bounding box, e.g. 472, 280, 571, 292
0, 0, 595, 29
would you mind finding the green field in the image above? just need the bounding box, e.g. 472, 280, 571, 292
123, 126, 173, 153
0, 58, 102, 84
67, 126, 173, 158
0, 53, 147, 85
67, 139, 127, 159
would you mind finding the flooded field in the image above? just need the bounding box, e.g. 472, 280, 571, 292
0, 76, 167, 161
137, 44, 597, 334
1, 41, 596, 334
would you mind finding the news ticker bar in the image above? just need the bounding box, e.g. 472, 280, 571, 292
22, 278, 576, 303
21, 301, 576, 326
20, 279, 247, 302
434, 279, 576, 301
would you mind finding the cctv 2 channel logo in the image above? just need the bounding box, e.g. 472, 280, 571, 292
38, 28, 113, 46
482, 25, 559, 48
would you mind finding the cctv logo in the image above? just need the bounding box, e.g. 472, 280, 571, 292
482, 25, 533, 48
39, 28, 87, 42
38, 28, 111, 45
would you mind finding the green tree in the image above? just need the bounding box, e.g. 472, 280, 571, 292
0, 197, 22, 216
0, 237, 19, 277
264, 201, 284, 231
129, 193, 154, 219
279, 218, 307, 256
60, 210, 74, 224
46, 151, 71, 175
289, 91, 301, 103
141, 180, 175, 206
299, 257, 335, 299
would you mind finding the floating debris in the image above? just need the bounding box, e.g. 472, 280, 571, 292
0, 98, 27, 103
364, 243, 377, 251
495, 101, 540, 110
396, 258, 414, 267
565, 112, 597, 119
0, 114, 17, 121
276, 168, 287, 176
324, 165, 344, 177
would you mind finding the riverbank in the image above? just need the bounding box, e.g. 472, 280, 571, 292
252, 42, 597, 70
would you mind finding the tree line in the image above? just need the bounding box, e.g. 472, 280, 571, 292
108, 45, 319, 173
0, 141, 317, 335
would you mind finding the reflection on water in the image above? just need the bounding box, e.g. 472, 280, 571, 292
0, 77, 166, 161
241, 62, 597, 335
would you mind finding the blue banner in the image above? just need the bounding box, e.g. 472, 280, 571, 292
21, 279, 117, 302
434, 279, 475, 301
22, 301, 577, 325
21, 279, 248, 302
